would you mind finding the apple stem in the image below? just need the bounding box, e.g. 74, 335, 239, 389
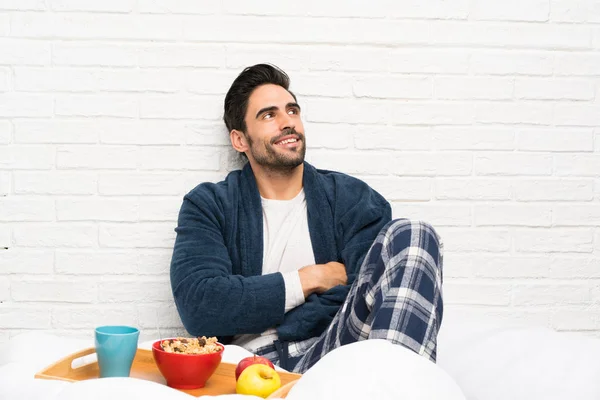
259, 371, 273, 380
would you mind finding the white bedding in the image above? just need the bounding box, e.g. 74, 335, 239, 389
0, 332, 464, 400
3, 308, 600, 400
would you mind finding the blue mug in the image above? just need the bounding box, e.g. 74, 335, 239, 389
94, 325, 140, 378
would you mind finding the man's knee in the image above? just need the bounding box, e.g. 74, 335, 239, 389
380, 218, 443, 270
382, 218, 440, 241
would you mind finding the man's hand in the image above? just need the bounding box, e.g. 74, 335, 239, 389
298, 262, 347, 298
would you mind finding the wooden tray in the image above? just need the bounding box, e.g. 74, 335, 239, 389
35, 348, 301, 398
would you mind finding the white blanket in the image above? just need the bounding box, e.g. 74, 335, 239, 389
0, 333, 464, 400
3, 308, 600, 400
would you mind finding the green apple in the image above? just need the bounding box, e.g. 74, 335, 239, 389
235, 363, 281, 398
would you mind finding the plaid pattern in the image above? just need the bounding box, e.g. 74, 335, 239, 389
256, 218, 444, 373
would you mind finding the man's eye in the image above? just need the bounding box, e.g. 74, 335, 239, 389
263, 113, 274, 119
288, 109, 298, 115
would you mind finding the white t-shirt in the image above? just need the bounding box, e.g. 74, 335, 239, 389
232, 189, 315, 351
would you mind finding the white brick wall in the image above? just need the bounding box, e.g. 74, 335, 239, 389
1, 1, 600, 344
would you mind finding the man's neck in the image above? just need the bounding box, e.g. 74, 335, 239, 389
251, 163, 304, 200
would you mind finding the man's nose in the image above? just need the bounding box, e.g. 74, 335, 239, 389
279, 112, 295, 131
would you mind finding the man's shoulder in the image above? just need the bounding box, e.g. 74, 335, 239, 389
184, 169, 242, 204
308, 164, 389, 209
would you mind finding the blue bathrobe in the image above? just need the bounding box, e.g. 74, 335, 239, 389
170, 161, 391, 344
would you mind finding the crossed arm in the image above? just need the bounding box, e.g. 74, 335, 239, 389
298, 262, 348, 298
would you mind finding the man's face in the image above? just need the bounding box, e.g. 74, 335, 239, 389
242, 84, 306, 171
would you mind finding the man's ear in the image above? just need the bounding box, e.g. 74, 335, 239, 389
230, 129, 249, 153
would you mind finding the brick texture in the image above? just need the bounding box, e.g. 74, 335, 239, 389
1, 1, 600, 342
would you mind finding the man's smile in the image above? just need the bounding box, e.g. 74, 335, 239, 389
271, 131, 303, 150
274, 135, 301, 148
276, 138, 297, 145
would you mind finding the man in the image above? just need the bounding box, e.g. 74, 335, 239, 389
170, 64, 443, 373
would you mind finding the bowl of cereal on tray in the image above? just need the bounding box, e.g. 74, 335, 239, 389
152, 336, 224, 389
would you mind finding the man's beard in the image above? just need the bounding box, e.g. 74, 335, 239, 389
246, 128, 306, 172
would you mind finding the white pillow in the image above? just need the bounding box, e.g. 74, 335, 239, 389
439, 322, 600, 400
287, 339, 466, 400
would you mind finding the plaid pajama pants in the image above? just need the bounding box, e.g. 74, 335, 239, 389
255, 218, 444, 373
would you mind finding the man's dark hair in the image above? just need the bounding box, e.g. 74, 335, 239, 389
223, 64, 297, 133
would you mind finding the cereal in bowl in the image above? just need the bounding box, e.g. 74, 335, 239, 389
160, 336, 221, 354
